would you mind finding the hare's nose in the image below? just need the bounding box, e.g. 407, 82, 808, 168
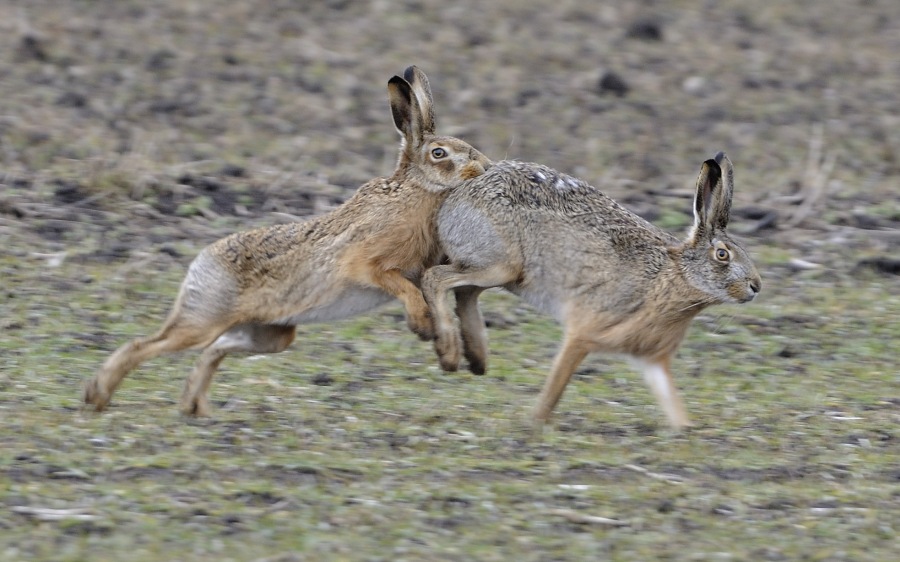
749, 278, 761, 295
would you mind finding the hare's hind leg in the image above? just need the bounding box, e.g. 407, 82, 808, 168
422, 264, 517, 372
84, 318, 224, 412
533, 335, 591, 423
633, 356, 691, 429
179, 323, 296, 417
454, 287, 488, 375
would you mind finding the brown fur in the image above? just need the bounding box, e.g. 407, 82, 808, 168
83, 67, 491, 416
422, 154, 761, 429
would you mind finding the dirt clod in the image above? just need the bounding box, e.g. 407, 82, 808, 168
597, 71, 630, 97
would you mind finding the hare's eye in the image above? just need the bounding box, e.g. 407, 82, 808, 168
715, 248, 730, 262
431, 147, 447, 159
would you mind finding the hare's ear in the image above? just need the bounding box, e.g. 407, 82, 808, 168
388, 75, 426, 149
690, 152, 733, 242
713, 152, 735, 231
403, 66, 436, 134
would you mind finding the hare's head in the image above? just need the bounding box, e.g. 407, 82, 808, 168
388, 66, 490, 192
678, 152, 761, 304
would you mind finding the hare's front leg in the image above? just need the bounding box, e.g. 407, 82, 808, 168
180, 323, 296, 417
454, 286, 488, 375
422, 264, 517, 373
368, 268, 436, 341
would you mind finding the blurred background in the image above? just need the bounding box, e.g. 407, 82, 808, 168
2, 0, 898, 254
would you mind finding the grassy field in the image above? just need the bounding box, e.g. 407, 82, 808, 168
2, 0, 899, 560
2, 242, 898, 561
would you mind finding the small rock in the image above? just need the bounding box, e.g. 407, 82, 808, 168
146, 49, 176, 71
597, 71, 629, 97
682, 76, 707, 95
158, 244, 181, 258
220, 164, 246, 178
56, 91, 88, 108
855, 257, 900, 276
516, 88, 541, 107
777, 346, 798, 358
15, 33, 49, 62
626, 19, 664, 41
53, 180, 84, 204
657, 499, 675, 513
843, 213, 883, 230
733, 206, 774, 221
178, 174, 223, 192
312, 373, 333, 386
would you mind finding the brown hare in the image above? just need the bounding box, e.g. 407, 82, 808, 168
84, 66, 491, 416
422, 153, 761, 429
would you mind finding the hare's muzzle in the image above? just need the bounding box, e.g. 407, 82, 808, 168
727, 275, 761, 303
749, 277, 761, 296
461, 159, 490, 180
738, 277, 762, 302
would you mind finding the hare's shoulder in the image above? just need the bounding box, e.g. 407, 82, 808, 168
349, 175, 417, 199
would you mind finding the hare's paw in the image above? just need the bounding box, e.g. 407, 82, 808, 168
406, 308, 436, 341
461, 330, 488, 375
179, 394, 212, 418
82, 377, 110, 412
464, 347, 486, 376
434, 331, 462, 372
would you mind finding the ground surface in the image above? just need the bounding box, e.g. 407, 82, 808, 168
1, 1, 898, 560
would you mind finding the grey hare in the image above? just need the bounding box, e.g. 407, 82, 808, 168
84, 66, 491, 416
422, 153, 761, 429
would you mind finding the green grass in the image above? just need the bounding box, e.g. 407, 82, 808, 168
1, 244, 898, 562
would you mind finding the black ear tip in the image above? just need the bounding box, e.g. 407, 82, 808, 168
403, 66, 418, 83
701, 159, 723, 189
388, 76, 413, 99
714, 151, 726, 164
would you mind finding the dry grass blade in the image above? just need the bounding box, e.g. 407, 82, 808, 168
624, 463, 685, 484
11, 506, 100, 522
546, 508, 629, 527
786, 123, 837, 228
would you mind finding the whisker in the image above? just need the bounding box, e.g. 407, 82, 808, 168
713, 311, 738, 335
676, 299, 715, 314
